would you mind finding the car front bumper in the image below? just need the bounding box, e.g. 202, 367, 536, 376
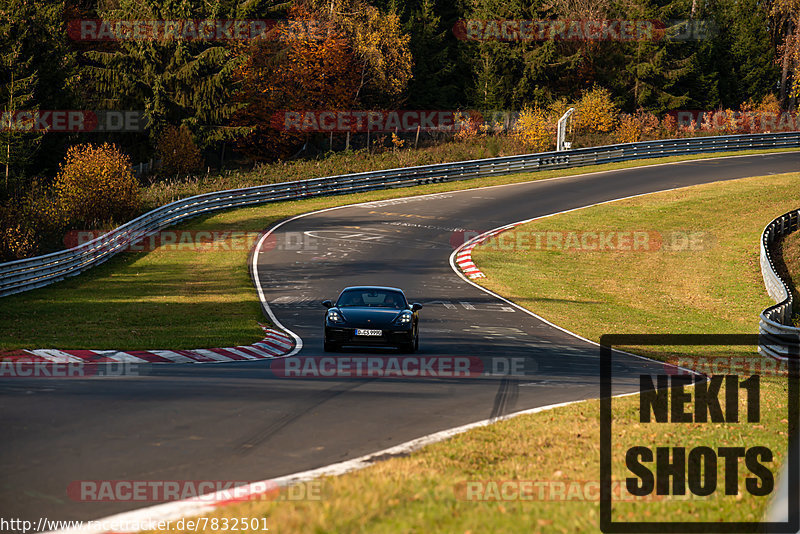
325, 325, 414, 347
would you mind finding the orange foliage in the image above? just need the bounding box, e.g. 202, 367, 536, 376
232, 6, 361, 159
614, 114, 641, 143
157, 124, 204, 176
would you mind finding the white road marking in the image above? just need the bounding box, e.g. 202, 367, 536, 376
224, 347, 260, 360
99, 352, 150, 364
45, 392, 643, 534
29, 350, 84, 363
192, 349, 231, 362
424, 300, 458, 309
150, 350, 195, 364
448, 189, 708, 372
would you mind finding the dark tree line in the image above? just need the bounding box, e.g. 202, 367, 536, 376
0, 0, 797, 195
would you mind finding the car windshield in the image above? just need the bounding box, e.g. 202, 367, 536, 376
337, 289, 407, 309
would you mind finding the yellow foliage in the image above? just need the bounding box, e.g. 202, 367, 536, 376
157, 124, 204, 176
573, 86, 619, 133
512, 107, 553, 152
614, 114, 640, 143
54, 143, 139, 225
753, 94, 781, 115
615, 110, 660, 143
321, 0, 413, 100
390, 132, 405, 150
547, 97, 572, 121
0, 219, 37, 259
0, 179, 69, 260
756, 94, 782, 127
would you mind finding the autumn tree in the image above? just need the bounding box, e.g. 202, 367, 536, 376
573, 86, 619, 133
512, 106, 552, 151
311, 0, 413, 107
157, 124, 204, 176
0, 0, 76, 194
55, 143, 139, 226
772, 0, 800, 108
232, 4, 362, 159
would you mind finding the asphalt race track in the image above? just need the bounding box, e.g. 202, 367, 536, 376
2, 152, 798, 524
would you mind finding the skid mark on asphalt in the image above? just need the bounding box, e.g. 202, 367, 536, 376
489, 376, 519, 421
234, 380, 369, 455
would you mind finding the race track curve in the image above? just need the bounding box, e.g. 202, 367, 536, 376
1, 152, 797, 525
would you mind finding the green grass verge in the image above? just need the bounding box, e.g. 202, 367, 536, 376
0, 148, 795, 351
143, 171, 795, 532
145, 383, 789, 533
472, 171, 800, 361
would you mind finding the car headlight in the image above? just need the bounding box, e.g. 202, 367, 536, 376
327, 310, 344, 323
393, 312, 413, 325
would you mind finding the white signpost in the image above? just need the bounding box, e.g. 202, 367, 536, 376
557, 107, 575, 152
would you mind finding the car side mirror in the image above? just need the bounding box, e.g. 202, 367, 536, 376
411, 303, 423, 311
322, 300, 333, 308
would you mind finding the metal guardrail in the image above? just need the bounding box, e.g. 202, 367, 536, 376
1, 131, 799, 298
759, 209, 800, 360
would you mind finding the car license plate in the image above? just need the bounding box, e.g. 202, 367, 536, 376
355, 329, 382, 336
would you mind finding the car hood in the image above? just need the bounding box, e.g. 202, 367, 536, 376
337, 307, 404, 328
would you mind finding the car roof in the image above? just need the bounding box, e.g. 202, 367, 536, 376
340, 286, 405, 293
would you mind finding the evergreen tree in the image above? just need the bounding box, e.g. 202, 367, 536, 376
704, 0, 779, 108
0, 42, 39, 193
0, 0, 75, 193
404, 0, 459, 108
81, 0, 254, 153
